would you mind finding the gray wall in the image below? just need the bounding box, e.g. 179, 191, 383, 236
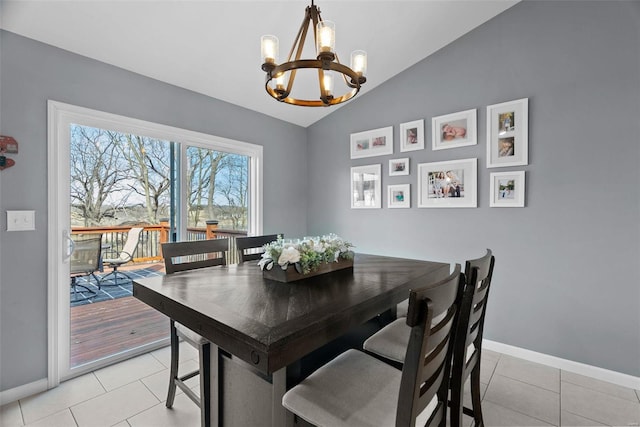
0, 31, 308, 391
307, 1, 640, 376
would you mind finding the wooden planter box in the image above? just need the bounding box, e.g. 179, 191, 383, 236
263, 258, 354, 283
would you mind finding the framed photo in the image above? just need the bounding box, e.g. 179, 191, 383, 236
490, 171, 525, 207
432, 109, 477, 150
389, 158, 409, 176
351, 164, 382, 209
417, 158, 477, 208
388, 184, 410, 209
350, 126, 393, 159
399, 119, 424, 152
486, 98, 528, 168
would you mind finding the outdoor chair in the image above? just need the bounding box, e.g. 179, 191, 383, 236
161, 238, 229, 427
100, 227, 143, 287
70, 235, 103, 303
282, 265, 466, 427
235, 233, 280, 263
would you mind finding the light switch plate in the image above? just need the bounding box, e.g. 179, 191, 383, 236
7, 210, 36, 231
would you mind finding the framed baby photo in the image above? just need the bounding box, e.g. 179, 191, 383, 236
389, 158, 409, 176
388, 184, 410, 208
486, 98, 528, 168
417, 158, 477, 208
490, 171, 525, 207
351, 164, 382, 209
350, 126, 393, 159
432, 108, 477, 150
399, 119, 424, 152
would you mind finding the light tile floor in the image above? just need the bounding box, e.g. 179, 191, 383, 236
1, 348, 639, 426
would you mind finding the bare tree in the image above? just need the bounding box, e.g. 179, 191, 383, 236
218, 154, 248, 230
70, 125, 129, 226
121, 134, 171, 223
186, 147, 227, 227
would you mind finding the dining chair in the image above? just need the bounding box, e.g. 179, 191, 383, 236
449, 250, 495, 427
235, 233, 280, 263
69, 235, 103, 303
100, 227, 143, 286
362, 249, 495, 427
161, 238, 229, 427
282, 264, 466, 427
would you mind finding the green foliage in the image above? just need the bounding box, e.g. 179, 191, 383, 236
259, 234, 354, 274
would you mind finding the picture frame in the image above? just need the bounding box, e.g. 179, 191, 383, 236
490, 171, 525, 207
388, 184, 410, 209
486, 98, 528, 168
432, 108, 477, 150
389, 158, 409, 176
399, 119, 425, 152
350, 126, 393, 159
417, 158, 477, 208
351, 164, 382, 209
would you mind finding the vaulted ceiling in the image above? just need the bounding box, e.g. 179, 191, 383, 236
0, 1, 518, 127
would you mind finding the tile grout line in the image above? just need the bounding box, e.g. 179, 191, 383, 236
482, 399, 558, 427
559, 370, 562, 426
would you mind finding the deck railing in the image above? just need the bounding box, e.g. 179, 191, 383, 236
71, 221, 247, 265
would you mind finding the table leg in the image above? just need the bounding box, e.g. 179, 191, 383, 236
271, 367, 287, 426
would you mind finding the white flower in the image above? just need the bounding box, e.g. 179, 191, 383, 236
278, 247, 301, 268
258, 253, 274, 270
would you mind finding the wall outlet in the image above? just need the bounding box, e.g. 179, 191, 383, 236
7, 210, 36, 231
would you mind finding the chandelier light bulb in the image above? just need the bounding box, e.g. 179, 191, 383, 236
316, 21, 335, 54
261, 35, 279, 64
323, 73, 334, 96
275, 73, 286, 91
351, 50, 367, 76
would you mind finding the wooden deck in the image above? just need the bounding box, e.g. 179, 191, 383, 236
70, 295, 169, 367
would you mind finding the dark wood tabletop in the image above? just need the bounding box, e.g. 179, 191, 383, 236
133, 253, 449, 375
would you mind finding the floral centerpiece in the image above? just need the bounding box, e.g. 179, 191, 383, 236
258, 234, 354, 282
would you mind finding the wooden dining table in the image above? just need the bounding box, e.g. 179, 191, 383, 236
133, 253, 449, 426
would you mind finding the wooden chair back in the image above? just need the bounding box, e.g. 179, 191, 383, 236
162, 238, 229, 274
235, 234, 280, 263
453, 249, 495, 380
397, 264, 467, 427
454, 249, 495, 377
447, 249, 495, 427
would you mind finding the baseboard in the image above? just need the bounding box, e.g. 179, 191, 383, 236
483, 339, 640, 390
0, 378, 48, 406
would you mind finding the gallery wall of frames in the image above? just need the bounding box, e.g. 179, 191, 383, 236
349, 98, 528, 210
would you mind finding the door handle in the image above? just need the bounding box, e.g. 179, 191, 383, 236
63, 229, 74, 262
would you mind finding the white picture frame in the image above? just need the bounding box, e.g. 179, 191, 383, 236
389, 158, 409, 176
490, 171, 525, 207
432, 108, 477, 150
486, 98, 528, 168
417, 158, 477, 208
388, 184, 410, 209
350, 126, 393, 159
351, 164, 382, 209
399, 119, 425, 152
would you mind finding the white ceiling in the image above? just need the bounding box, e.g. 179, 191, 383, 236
0, 0, 518, 127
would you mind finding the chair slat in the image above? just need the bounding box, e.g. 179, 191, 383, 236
235, 234, 280, 263
162, 239, 228, 274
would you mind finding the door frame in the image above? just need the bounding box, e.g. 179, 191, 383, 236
47, 100, 263, 386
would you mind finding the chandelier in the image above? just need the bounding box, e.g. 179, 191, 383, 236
260, 1, 367, 107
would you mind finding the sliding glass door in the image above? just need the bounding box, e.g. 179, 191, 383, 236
48, 101, 263, 383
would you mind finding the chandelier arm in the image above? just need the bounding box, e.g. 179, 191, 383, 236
287, 7, 310, 62
285, 6, 314, 96
310, 5, 320, 57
